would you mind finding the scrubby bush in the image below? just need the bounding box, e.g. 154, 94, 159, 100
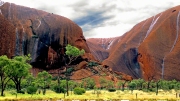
17, 90, 25, 94
87, 61, 99, 67
10, 90, 17, 95
52, 85, 66, 93
82, 77, 95, 89
27, 86, 37, 95
73, 87, 86, 95
108, 88, 116, 92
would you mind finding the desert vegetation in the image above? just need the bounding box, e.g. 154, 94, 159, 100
0, 45, 180, 100
0, 54, 180, 101
0, 77, 179, 100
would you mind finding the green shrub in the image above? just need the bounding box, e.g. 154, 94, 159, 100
108, 88, 116, 92
87, 61, 99, 67
10, 90, 17, 95
17, 90, 25, 94
149, 88, 156, 92
142, 88, 148, 92
27, 86, 38, 94
52, 85, 66, 93
73, 87, 86, 95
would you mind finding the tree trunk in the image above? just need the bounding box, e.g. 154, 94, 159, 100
58, 70, 61, 93
140, 83, 143, 90
156, 81, 160, 95
43, 79, 46, 95
66, 67, 69, 96
43, 88, 46, 95
58, 77, 60, 93
66, 76, 69, 96
156, 82, 158, 95
122, 84, 125, 91
16, 82, 21, 92
0, 77, 10, 96
1, 88, 4, 96
0, 75, 5, 96
122, 81, 127, 91
147, 81, 150, 91
1, 81, 4, 96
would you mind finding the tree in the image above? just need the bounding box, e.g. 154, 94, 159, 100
99, 77, 107, 89
174, 82, 180, 92
37, 71, 52, 95
68, 80, 76, 95
133, 79, 144, 90
107, 80, 114, 89
82, 77, 95, 89
65, 44, 85, 65
156, 80, 161, 95
25, 74, 36, 87
27, 86, 38, 97
128, 81, 136, 94
3, 55, 31, 93
0, 55, 11, 96
64, 44, 85, 96
159, 79, 169, 91
117, 81, 123, 90
148, 76, 155, 90
122, 80, 128, 91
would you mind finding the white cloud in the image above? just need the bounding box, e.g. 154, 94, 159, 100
2, 0, 180, 38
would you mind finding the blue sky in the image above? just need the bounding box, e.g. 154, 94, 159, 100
2, 0, 180, 38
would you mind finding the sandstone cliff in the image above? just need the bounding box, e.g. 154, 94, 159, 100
89, 6, 180, 80
0, 2, 91, 69
87, 37, 121, 61
0, 2, 132, 84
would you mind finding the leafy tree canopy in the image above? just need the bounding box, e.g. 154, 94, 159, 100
4, 55, 31, 78
65, 44, 85, 57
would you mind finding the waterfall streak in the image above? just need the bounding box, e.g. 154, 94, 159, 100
0, 9, 2, 15
15, 28, 20, 55
37, 19, 41, 29
22, 25, 25, 33
138, 20, 148, 46
170, 12, 180, 52
32, 38, 39, 62
107, 39, 114, 50
8, 3, 11, 20
143, 13, 162, 41
161, 11, 180, 79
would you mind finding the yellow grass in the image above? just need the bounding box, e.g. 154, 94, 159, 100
0, 90, 180, 101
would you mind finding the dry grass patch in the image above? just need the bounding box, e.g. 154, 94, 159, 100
0, 90, 179, 100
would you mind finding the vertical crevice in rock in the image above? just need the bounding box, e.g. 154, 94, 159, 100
15, 28, 20, 56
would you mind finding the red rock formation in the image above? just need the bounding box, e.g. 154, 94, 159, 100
87, 37, 121, 61
0, 2, 131, 84
0, 2, 92, 70
0, 14, 15, 58
138, 6, 180, 80
70, 68, 125, 88
94, 6, 180, 81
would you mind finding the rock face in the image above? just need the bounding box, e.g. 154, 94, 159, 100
87, 37, 121, 61
0, 2, 91, 69
0, 2, 133, 85
89, 6, 180, 80
0, 14, 15, 57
